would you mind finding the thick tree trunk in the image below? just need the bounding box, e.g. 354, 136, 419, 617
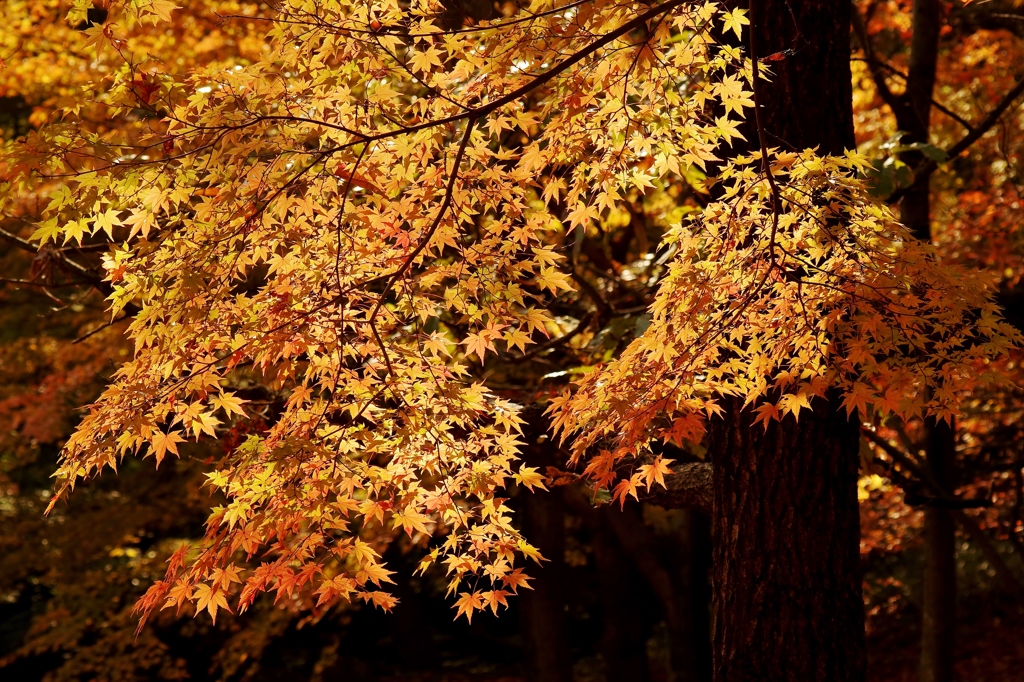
708, 400, 865, 681
708, 1, 866, 680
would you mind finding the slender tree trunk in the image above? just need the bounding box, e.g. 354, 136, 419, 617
920, 419, 957, 682
672, 509, 713, 682
709, 1, 866, 679
895, 2, 959, 679
519, 485, 575, 682
594, 507, 652, 682
601, 503, 712, 681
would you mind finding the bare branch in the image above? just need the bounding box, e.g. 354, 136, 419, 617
898, 74, 1024, 197
851, 3, 902, 112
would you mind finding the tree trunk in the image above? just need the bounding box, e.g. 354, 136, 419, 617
669, 509, 713, 682
601, 503, 712, 681
709, 399, 865, 681
893, 2, 959, 679
594, 507, 652, 682
709, 1, 866, 680
519, 486, 575, 682
920, 419, 957, 682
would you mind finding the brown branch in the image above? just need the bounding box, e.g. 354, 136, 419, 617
851, 3, 903, 112
861, 428, 989, 509
513, 312, 594, 361
927, 96, 974, 132
72, 315, 131, 344
640, 462, 713, 514
862, 429, 1022, 592
943, 75, 1024, 159
854, 58, 973, 130
0, 224, 39, 253
367, 117, 476, 379
891, 74, 1024, 203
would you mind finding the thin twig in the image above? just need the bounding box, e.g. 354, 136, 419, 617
747, 0, 782, 263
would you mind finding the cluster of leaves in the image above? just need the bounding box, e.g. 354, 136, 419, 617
3, 0, 1022, 641
553, 149, 1021, 504
11, 0, 754, 624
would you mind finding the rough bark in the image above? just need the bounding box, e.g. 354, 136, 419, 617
708, 1, 866, 680
642, 463, 713, 514
709, 398, 865, 682
738, 0, 853, 155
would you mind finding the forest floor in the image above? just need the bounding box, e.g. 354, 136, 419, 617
867, 601, 1024, 682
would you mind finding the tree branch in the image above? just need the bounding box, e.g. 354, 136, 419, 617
851, 3, 902, 112
862, 428, 1022, 592
943, 75, 1024, 160
641, 462, 713, 514
892, 74, 1024, 203
862, 428, 989, 508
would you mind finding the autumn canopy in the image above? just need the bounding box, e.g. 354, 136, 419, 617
4, 0, 1024, 680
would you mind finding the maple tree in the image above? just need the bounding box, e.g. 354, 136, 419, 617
4, 0, 1024, 680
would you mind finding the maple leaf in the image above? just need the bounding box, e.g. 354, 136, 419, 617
536, 267, 574, 294
481, 589, 511, 615
463, 331, 497, 362
612, 475, 643, 508
163, 581, 194, 614
150, 430, 185, 467
29, 218, 60, 244
638, 457, 674, 490
454, 591, 485, 622
356, 562, 396, 587
211, 392, 247, 417
193, 583, 230, 624
360, 591, 398, 611
512, 466, 548, 492
721, 8, 749, 39
408, 47, 443, 74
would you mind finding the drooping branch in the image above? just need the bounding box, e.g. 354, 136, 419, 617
863, 428, 1022, 594
941, 75, 1024, 161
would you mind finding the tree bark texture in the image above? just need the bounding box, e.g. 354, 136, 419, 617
710, 1, 865, 680
708, 399, 865, 682
738, 0, 853, 155
643, 463, 713, 514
